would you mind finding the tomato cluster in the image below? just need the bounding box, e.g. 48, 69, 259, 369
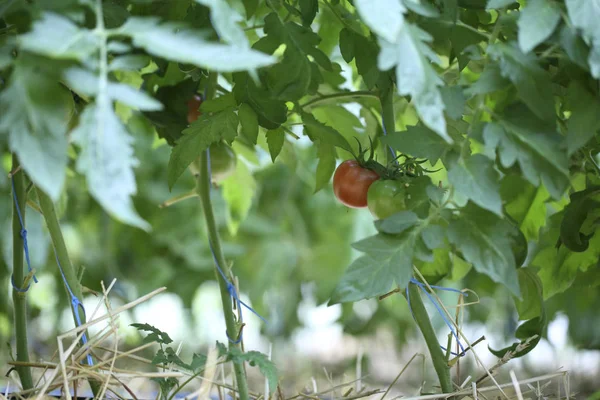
187, 95, 236, 183
332, 160, 407, 219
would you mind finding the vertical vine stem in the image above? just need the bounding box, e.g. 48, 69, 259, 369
406, 284, 453, 393
379, 85, 396, 166
195, 72, 250, 400
11, 156, 34, 390
36, 187, 101, 396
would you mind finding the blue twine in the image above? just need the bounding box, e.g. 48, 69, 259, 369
10, 176, 38, 293
205, 148, 267, 344
53, 250, 93, 366
406, 278, 468, 358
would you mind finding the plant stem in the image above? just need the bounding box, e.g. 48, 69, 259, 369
195, 73, 250, 400
300, 90, 377, 109
196, 158, 249, 400
407, 284, 453, 394
11, 156, 34, 391
36, 187, 101, 396
379, 87, 396, 165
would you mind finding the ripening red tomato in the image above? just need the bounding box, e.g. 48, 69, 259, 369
187, 94, 203, 123
333, 160, 380, 208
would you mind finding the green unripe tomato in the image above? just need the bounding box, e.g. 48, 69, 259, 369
367, 179, 407, 220
209, 142, 236, 183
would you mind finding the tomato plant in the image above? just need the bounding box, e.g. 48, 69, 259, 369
332, 160, 380, 208
367, 179, 407, 219
2, 0, 600, 397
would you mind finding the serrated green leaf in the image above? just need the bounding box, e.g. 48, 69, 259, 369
378, 24, 449, 143
302, 113, 353, 154
238, 103, 259, 144
501, 175, 549, 242
517, 0, 560, 53
448, 154, 502, 216
299, 0, 319, 26
559, 186, 600, 252
167, 110, 238, 189
381, 125, 448, 164
130, 323, 173, 345
483, 105, 569, 200
312, 105, 365, 155
354, 0, 406, 43
222, 160, 256, 234
565, 0, 600, 78
266, 128, 285, 162
464, 63, 509, 97
119, 17, 275, 72
403, 0, 440, 17
240, 351, 279, 392
559, 25, 590, 70
315, 143, 336, 193
233, 72, 287, 129
64, 67, 163, 111
72, 95, 150, 231
195, 0, 248, 46
330, 255, 397, 303
19, 12, 99, 61
566, 81, 600, 155
200, 93, 237, 113
489, 310, 545, 358
0, 60, 70, 201
488, 43, 555, 122
439, 86, 465, 120
374, 211, 420, 234
448, 203, 520, 295
514, 268, 543, 320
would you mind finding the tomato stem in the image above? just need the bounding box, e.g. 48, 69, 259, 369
407, 284, 454, 393
10, 156, 34, 391
195, 73, 250, 400
379, 86, 396, 166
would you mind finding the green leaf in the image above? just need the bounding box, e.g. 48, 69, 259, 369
565, 0, 600, 78
233, 72, 287, 130
464, 63, 510, 97
119, 17, 276, 72
266, 128, 285, 162
403, 0, 440, 17
195, 0, 248, 46
489, 310, 546, 358
488, 43, 555, 122
517, 0, 560, 53
109, 54, 151, 71
483, 105, 570, 200
222, 160, 256, 234
559, 186, 600, 252
315, 143, 336, 193
302, 113, 353, 154
439, 86, 465, 120
238, 103, 259, 144
330, 255, 396, 303
299, 0, 319, 26
381, 125, 449, 164
448, 203, 520, 295
130, 323, 173, 345
339, 28, 355, 63
72, 95, 150, 231
64, 67, 163, 111
566, 81, 600, 155
448, 154, 503, 216
200, 93, 237, 113
378, 24, 450, 143
0, 60, 70, 201
374, 211, 420, 234
225, 349, 279, 392
167, 110, 239, 189
18, 12, 99, 61
354, 0, 406, 43
501, 175, 549, 242
514, 268, 543, 320
559, 25, 590, 70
